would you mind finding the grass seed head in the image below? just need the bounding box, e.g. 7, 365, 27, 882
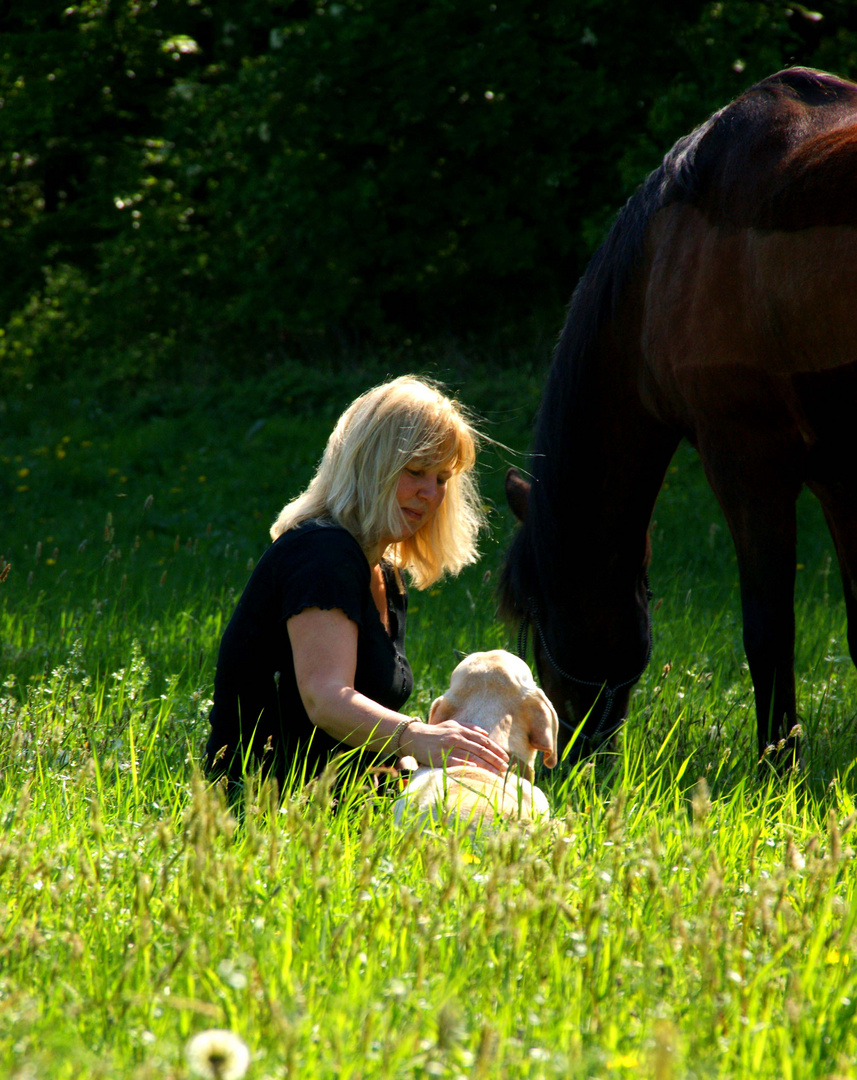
691, 777, 711, 825
436, 1000, 465, 1050
651, 1019, 678, 1080
829, 809, 842, 862
786, 836, 806, 872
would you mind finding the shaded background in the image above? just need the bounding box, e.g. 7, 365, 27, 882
3, 0, 857, 390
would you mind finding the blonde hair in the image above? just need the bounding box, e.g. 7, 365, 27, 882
270, 375, 484, 588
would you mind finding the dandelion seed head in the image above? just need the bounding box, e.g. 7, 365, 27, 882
185, 1029, 250, 1080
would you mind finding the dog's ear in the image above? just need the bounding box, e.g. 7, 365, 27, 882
428, 694, 456, 725
526, 695, 559, 768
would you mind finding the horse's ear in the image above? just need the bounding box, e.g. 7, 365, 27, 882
505, 468, 531, 523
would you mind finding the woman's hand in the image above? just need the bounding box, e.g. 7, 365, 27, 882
403, 719, 510, 775
288, 607, 510, 775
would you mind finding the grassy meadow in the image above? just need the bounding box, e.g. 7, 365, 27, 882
2, 355, 857, 1079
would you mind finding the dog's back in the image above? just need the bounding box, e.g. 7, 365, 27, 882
398, 764, 550, 827
394, 650, 558, 828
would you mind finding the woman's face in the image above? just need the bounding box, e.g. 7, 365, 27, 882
394, 461, 451, 539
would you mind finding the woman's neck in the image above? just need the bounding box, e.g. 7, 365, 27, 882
366, 539, 393, 567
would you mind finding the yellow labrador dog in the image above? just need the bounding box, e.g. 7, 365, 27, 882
394, 650, 558, 827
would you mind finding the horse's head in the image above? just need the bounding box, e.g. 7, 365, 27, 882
501, 468, 652, 764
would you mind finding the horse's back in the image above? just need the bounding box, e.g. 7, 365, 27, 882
668, 67, 857, 230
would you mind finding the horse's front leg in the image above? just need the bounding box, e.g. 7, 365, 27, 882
701, 446, 801, 764
739, 552, 798, 763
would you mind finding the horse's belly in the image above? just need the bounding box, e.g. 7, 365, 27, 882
752, 225, 857, 374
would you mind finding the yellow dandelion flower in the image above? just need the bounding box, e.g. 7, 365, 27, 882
185, 1029, 250, 1080
16, 485, 29, 493
607, 1052, 640, 1068
826, 949, 849, 966
17, 467, 29, 478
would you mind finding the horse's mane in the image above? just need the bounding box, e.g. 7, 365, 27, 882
499, 66, 857, 619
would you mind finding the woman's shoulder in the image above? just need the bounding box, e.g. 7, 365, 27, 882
265, 519, 374, 620
268, 519, 367, 570
274, 518, 360, 547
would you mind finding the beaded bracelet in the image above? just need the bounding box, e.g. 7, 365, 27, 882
392, 716, 423, 754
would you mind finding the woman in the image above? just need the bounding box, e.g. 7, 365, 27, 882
205, 375, 509, 793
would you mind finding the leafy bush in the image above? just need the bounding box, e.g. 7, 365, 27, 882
3, 0, 857, 389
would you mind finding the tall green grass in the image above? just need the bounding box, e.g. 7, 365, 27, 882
2, 359, 857, 1078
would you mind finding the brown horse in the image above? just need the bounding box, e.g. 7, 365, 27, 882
500, 67, 857, 768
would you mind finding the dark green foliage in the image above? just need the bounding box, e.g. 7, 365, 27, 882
3, 0, 857, 388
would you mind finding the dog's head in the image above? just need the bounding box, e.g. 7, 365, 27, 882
428, 650, 559, 774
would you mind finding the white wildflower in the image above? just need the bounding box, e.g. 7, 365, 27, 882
185, 1029, 250, 1080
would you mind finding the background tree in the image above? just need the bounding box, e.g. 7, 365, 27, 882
2, 0, 857, 389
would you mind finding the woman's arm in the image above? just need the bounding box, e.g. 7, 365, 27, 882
288, 607, 509, 774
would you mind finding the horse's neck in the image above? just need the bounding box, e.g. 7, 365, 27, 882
530, 350, 676, 610
541, 403, 668, 554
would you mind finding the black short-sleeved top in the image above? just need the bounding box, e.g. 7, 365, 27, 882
205, 520, 413, 788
